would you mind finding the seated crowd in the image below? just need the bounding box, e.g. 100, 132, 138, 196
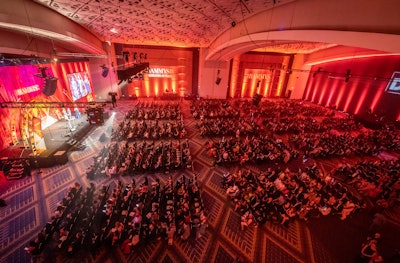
87, 139, 192, 178
112, 119, 187, 141
206, 135, 299, 166
123, 102, 182, 120
190, 99, 240, 120
197, 117, 259, 137
252, 99, 335, 119
25, 182, 97, 256
334, 159, 400, 208
87, 101, 192, 179
290, 129, 400, 159
263, 116, 328, 134
27, 176, 208, 257
223, 166, 365, 229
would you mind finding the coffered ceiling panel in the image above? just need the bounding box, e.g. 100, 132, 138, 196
33, 0, 295, 48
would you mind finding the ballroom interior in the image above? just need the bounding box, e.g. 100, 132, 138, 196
0, 0, 400, 263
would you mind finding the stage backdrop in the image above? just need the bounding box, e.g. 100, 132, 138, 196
303, 55, 400, 122
230, 52, 290, 98
0, 61, 93, 153
119, 46, 194, 99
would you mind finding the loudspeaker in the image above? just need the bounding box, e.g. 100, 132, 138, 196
42, 77, 58, 96
215, 77, 221, 85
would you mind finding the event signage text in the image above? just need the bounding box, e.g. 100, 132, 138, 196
15, 84, 40, 96
148, 67, 174, 78
244, 73, 271, 79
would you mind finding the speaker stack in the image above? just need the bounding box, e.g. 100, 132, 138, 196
42, 77, 58, 96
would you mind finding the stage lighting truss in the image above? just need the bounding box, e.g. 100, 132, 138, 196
0, 101, 111, 109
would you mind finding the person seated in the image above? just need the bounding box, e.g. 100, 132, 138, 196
226, 184, 240, 199
340, 199, 356, 220
241, 211, 254, 230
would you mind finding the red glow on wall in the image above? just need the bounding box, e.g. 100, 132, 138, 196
304, 55, 400, 122
318, 81, 327, 105
343, 83, 357, 113
370, 87, 384, 113
354, 86, 369, 114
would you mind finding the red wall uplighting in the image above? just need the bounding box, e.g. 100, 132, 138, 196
303, 55, 400, 121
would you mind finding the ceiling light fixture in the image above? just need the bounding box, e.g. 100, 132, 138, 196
110, 28, 118, 34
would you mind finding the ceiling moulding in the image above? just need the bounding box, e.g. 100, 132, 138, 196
206, 30, 400, 61
0, 22, 105, 55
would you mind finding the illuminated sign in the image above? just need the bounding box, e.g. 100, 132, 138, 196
385, 71, 400, 95
15, 84, 40, 96
148, 67, 174, 78
244, 73, 271, 79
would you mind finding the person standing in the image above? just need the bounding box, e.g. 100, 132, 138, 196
111, 93, 117, 108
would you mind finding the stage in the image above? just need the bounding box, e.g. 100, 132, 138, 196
0, 113, 96, 168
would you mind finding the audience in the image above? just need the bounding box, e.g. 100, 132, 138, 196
223, 166, 365, 227
27, 174, 208, 257
24, 97, 400, 262
334, 160, 400, 208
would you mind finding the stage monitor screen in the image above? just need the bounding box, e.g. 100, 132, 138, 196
67, 72, 92, 101
385, 71, 400, 95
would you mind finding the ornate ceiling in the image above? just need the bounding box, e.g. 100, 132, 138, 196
33, 0, 311, 50
252, 41, 337, 54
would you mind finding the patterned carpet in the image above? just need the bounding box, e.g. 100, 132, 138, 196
1, 99, 400, 263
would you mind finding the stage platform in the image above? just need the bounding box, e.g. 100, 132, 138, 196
0, 113, 97, 168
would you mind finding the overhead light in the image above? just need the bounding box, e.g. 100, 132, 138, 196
110, 28, 118, 34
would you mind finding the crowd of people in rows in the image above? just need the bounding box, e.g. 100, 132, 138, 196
205, 135, 299, 166
197, 117, 259, 137
247, 99, 335, 119
123, 102, 182, 120
263, 116, 361, 134
22, 97, 400, 262
290, 129, 400, 159
87, 140, 192, 178
27, 175, 208, 257
335, 159, 400, 208
223, 165, 365, 228
190, 100, 240, 119
25, 182, 92, 256
112, 119, 187, 141
86, 102, 192, 178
